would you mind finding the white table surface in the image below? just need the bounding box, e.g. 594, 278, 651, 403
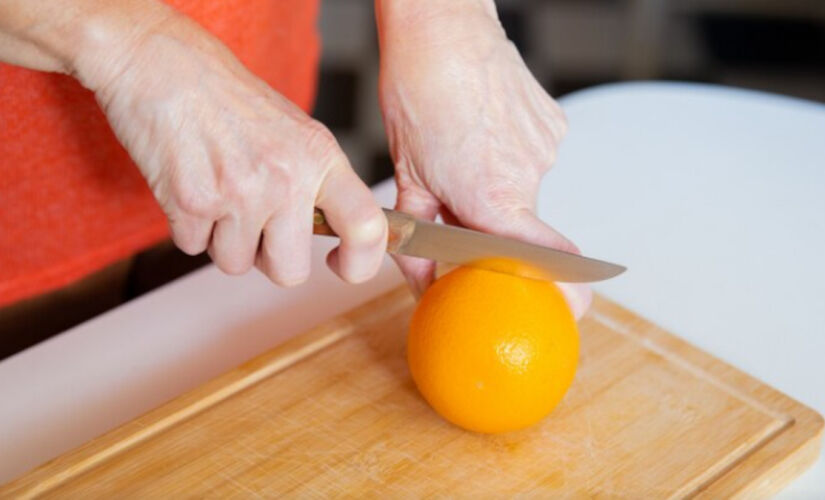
1, 82, 823, 495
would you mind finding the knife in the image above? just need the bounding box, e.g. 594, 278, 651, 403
312, 208, 625, 283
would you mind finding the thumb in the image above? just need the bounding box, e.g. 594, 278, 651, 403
465, 206, 593, 319
474, 206, 580, 254
556, 282, 593, 321
393, 190, 441, 298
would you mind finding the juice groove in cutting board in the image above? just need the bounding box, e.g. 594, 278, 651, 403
1, 287, 821, 498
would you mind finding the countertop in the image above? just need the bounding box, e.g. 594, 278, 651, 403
2, 82, 823, 495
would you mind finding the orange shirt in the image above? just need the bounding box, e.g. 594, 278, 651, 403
0, 0, 320, 307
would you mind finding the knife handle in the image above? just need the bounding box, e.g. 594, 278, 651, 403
313, 208, 415, 253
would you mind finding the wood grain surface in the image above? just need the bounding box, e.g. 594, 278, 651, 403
1, 287, 821, 498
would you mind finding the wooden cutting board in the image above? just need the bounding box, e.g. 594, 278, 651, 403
2, 287, 822, 498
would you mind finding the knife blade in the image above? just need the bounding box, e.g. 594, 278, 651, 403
313, 208, 625, 283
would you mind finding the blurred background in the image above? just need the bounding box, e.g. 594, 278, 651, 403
313, 0, 825, 185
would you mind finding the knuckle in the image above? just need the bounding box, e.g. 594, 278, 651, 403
543, 146, 558, 169
542, 96, 568, 144
176, 185, 221, 219
305, 119, 337, 148
221, 164, 294, 215
220, 178, 246, 204
219, 171, 258, 206
304, 120, 343, 165
477, 179, 527, 214
557, 112, 569, 139
261, 161, 298, 209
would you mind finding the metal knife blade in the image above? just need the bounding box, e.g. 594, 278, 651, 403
313, 208, 626, 283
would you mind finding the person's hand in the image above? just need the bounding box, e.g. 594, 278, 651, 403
71, 5, 387, 285
377, 2, 591, 317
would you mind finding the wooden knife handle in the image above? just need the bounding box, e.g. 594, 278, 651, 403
313, 208, 415, 253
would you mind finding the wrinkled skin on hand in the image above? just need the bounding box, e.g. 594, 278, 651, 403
81, 13, 387, 286
378, 10, 592, 318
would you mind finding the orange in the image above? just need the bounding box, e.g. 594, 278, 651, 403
407, 264, 579, 434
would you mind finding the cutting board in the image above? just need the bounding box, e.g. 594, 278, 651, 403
2, 287, 822, 498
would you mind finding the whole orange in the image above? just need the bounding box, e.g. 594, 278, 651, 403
407, 264, 579, 434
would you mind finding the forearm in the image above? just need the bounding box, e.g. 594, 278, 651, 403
0, 0, 172, 86
374, 0, 502, 53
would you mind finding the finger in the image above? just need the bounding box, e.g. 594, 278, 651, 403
208, 213, 261, 275
317, 166, 387, 284
391, 254, 435, 300
393, 190, 441, 298
538, 91, 568, 144
556, 282, 593, 321
471, 206, 580, 255
256, 203, 313, 287
461, 206, 592, 317
168, 211, 213, 255
525, 77, 568, 144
